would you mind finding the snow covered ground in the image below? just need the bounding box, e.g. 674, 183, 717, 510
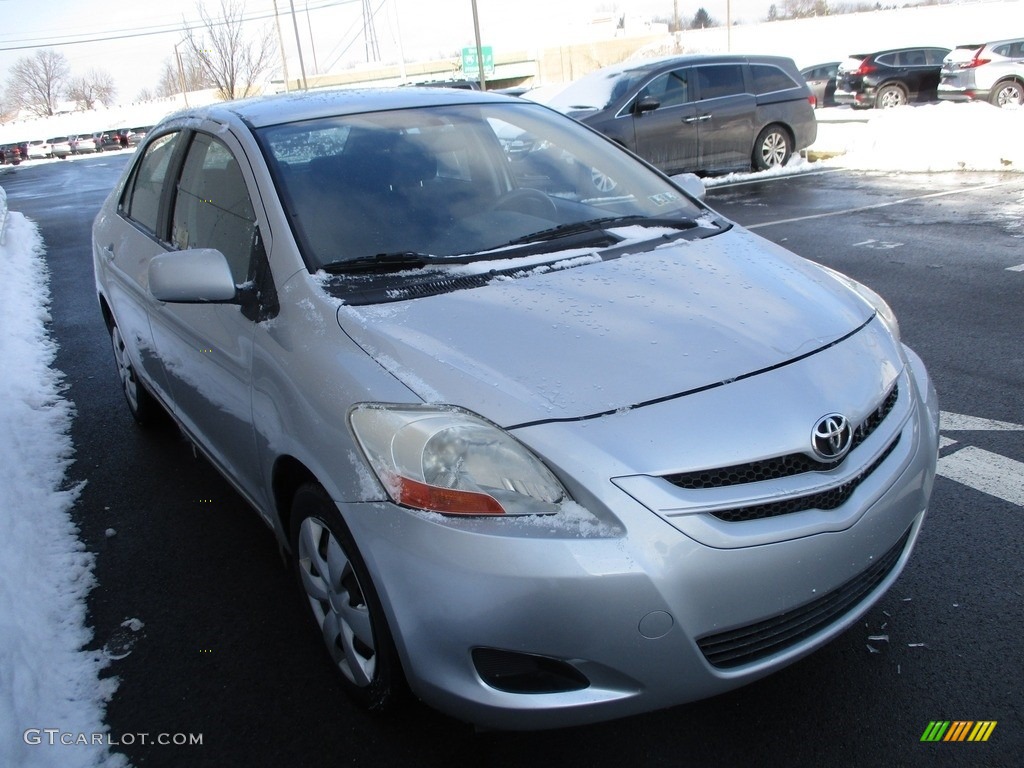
0, 84, 1021, 768
0, 191, 125, 768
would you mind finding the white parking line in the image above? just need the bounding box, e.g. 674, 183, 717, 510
746, 178, 1023, 230
938, 446, 1024, 508
941, 411, 1024, 431
1008, 264, 1024, 272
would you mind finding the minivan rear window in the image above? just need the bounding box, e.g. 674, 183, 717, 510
751, 64, 799, 94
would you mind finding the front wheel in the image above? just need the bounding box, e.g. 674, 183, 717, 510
752, 125, 791, 171
991, 79, 1023, 108
290, 483, 402, 711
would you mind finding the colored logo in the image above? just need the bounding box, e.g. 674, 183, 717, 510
920, 721, 997, 742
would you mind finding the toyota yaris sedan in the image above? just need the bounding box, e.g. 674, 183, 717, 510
93, 87, 939, 730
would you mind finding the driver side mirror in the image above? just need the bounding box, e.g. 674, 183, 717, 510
149, 248, 238, 303
635, 96, 661, 115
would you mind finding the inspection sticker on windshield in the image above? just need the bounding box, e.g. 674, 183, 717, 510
648, 192, 679, 206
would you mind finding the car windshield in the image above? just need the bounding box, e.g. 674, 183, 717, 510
256, 101, 703, 271
540, 69, 649, 112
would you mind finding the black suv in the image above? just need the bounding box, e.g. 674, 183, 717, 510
542, 54, 816, 174
835, 47, 950, 108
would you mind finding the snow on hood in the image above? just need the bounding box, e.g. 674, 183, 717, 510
336, 228, 875, 427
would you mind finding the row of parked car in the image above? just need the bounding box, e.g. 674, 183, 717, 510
800, 36, 1024, 110
0, 127, 152, 164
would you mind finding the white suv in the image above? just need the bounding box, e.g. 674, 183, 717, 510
939, 38, 1024, 108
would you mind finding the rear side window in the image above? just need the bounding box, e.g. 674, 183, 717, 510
924, 49, 947, 65
751, 64, 799, 94
876, 53, 897, 67
896, 50, 928, 66
993, 41, 1023, 57
123, 132, 181, 234
695, 65, 746, 99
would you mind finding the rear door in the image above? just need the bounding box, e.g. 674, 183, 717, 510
97, 130, 186, 408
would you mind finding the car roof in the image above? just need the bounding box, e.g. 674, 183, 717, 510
158, 87, 522, 131
590, 53, 798, 78
853, 46, 950, 57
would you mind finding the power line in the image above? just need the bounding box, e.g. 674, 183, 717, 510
0, 0, 357, 53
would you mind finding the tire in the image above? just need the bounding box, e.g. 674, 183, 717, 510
109, 323, 160, 425
875, 84, 907, 109
990, 79, 1023, 108
752, 125, 791, 171
290, 483, 402, 711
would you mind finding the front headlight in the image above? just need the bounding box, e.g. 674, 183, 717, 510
821, 266, 901, 343
350, 405, 568, 516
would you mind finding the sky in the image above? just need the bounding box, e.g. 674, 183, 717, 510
0, 0, 778, 103
0, 96, 1022, 766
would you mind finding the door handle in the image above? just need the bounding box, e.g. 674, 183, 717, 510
682, 115, 712, 124
100, 243, 114, 260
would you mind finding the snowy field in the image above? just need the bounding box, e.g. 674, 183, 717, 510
1, 8, 1022, 766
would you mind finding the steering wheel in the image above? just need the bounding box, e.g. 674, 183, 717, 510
493, 188, 558, 219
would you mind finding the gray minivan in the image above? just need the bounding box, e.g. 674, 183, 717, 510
539, 54, 817, 174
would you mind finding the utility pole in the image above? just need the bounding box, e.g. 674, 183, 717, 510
273, 0, 291, 91
470, 0, 486, 90
288, 0, 309, 89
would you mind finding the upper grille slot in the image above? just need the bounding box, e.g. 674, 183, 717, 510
664, 383, 898, 491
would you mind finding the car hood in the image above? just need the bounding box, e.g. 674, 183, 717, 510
336, 228, 877, 427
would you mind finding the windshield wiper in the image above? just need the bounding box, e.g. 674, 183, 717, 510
320, 252, 434, 274
506, 215, 697, 246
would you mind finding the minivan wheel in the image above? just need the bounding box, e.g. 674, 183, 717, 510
991, 80, 1023, 108
875, 84, 907, 109
109, 323, 159, 425
290, 483, 402, 711
752, 125, 791, 171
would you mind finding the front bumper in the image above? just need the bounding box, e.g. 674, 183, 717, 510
340, 346, 939, 730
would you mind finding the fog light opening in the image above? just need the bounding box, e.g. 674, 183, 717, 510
472, 648, 590, 694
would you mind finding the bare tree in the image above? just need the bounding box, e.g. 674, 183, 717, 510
182, 0, 277, 101
5, 49, 71, 117
66, 69, 117, 110
779, 0, 830, 18
156, 52, 215, 98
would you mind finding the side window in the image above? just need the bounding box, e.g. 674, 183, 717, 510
924, 49, 946, 66
876, 53, 896, 67
123, 132, 181, 235
638, 69, 691, 109
900, 50, 927, 66
171, 134, 257, 285
751, 64, 799, 94
695, 65, 746, 100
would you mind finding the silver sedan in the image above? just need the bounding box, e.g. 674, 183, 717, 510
92, 87, 939, 729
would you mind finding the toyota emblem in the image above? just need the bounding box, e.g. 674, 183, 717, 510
812, 414, 853, 461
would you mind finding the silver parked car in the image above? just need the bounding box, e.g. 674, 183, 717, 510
938, 38, 1024, 108
93, 88, 938, 730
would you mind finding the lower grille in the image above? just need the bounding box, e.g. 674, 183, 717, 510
697, 527, 911, 669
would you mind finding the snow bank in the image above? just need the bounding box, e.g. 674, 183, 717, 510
825, 102, 1024, 173
0, 192, 124, 768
